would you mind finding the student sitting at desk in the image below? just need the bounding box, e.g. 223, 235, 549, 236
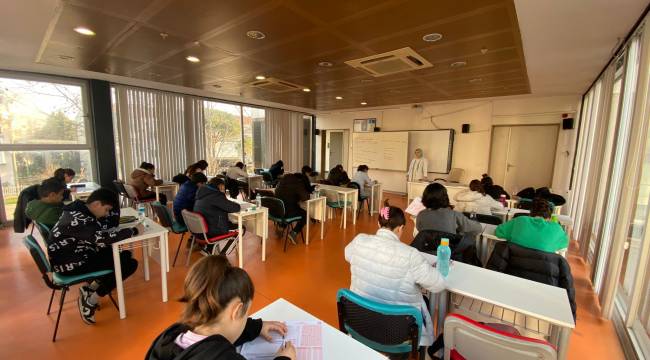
173, 160, 209, 185
454, 179, 503, 215
274, 173, 310, 244
345, 201, 445, 354
300, 165, 316, 193
194, 178, 241, 254
146, 255, 296, 360
494, 197, 568, 253
416, 183, 482, 248
47, 188, 143, 325
53, 167, 76, 201
129, 161, 166, 204
327, 164, 350, 186
25, 177, 66, 228
480, 174, 510, 200
268, 160, 285, 181
226, 162, 256, 200
174, 173, 208, 226
352, 165, 373, 197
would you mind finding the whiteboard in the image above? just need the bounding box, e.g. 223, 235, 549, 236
408, 130, 454, 173
352, 132, 409, 171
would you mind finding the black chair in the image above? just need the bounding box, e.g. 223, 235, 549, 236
346, 182, 369, 216
462, 212, 502, 225
151, 202, 188, 267
261, 171, 277, 188
23, 235, 118, 341
513, 212, 529, 219
112, 180, 130, 207
261, 197, 304, 252
411, 229, 482, 267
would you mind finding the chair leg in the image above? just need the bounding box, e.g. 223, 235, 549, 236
172, 233, 185, 267
186, 235, 195, 266
108, 292, 119, 310
47, 288, 56, 315
283, 224, 290, 252
52, 287, 68, 342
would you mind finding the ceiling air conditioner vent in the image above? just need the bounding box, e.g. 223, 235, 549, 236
248, 78, 303, 93
345, 47, 432, 77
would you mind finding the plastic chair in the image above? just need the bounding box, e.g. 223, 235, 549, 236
181, 210, 239, 266
112, 180, 130, 207
336, 289, 423, 359
151, 202, 188, 267
123, 183, 155, 215
444, 313, 557, 360
260, 197, 304, 252
347, 182, 369, 216
322, 188, 352, 228
34, 221, 51, 240
23, 235, 118, 342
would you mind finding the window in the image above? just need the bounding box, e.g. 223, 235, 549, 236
0, 73, 93, 221
243, 106, 265, 171
303, 115, 313, 167
204, 101, 243, 173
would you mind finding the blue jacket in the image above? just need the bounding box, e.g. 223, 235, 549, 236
173, 181, 198, 224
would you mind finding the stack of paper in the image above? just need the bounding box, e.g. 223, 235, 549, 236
405, 197, 425, 216
240, 321, 323, 360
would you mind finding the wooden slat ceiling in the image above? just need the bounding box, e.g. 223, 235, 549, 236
39, 0, 530, 110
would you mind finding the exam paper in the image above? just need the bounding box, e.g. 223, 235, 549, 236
240, 321, 323, 360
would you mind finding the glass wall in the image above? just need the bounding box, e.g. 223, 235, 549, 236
204, 101, 243, 174
243, 106, 266, 171
0, 73, 93, 221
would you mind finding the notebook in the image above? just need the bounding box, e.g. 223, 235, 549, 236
240, 321, 323, 360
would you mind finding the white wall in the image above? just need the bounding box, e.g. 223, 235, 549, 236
315, 95, 579, 197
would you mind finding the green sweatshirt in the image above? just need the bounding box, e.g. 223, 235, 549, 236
495, 216, 568, 253
25, 200, 63, 228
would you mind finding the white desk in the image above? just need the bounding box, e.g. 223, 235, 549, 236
366, 183, 382, 215
252, 298, 387, 360
316, 184, 358, 229
113, 208, 169, 319
422, 253, 575, 360
302, 196, 326, 244
154, 182, 179, 202
492, 208, 573, 227
407, 181, 467, 206
69, 182, 101, 201
229, 200, 268, 268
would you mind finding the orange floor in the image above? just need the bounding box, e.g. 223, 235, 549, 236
0, 194, 624, 359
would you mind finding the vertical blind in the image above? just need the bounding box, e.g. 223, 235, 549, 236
264, 108, 305, 172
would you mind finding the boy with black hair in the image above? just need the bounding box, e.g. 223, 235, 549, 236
25, 178, 66, 228
193, 177, 241, 254
47, 188, 143, 325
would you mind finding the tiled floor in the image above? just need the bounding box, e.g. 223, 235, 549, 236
0, 194, 624, 359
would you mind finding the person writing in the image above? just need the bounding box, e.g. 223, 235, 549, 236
146, 255, 296, 360
226, 162, 255, 199
173, 173, 208, 226
193, 178, 241, 254
407, 148, 428, 182
352, 165, 373, 197
128, 162, 166, 204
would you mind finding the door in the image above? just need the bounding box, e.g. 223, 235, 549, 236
328, 131, 344, 169
489, 125, 560, 195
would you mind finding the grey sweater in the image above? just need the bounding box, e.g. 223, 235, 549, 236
415, 208, 482, 236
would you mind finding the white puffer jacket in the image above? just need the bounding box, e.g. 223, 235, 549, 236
454, 189, 504, 215
344, 228, 446, 346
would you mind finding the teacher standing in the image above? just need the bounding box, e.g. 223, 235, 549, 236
407, 148, 428, 181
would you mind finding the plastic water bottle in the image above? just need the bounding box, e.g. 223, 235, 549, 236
255, 197, 261, 209
137, 203, 146, 221
437, 238, 451, 278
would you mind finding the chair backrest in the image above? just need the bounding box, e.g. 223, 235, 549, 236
513, 212, 529, 219
181, 210, 209, 236
256, 188, 275, 198
34, 221, 51, 240
123, 183, 139, 200
23, 235, 59, 290
112, 180, 129, 198
447, 168, 464, 183
321, 188, 343, 205
346, 182, 364, 200
261, 171, 274, 183
151, 202, 174, 228
463, 212, 502, 225
411, 230, 482, 267
444, 313, 557, 360
336, 289, 422, 358
260, 197, 286, 219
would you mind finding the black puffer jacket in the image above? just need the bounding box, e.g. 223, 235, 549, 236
486, 242, 576, 320
193, 185, 240, 238
411, 230, 482, 267
14, 184, 39, 233
274, 174, 310, 217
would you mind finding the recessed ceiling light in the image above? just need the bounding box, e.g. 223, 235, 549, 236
160, 32, 169, 39
185, 56, 200, 63
318, 61, 333, 67
360, 101, 367, 106
335, 96, 343, 100
255, 75, 266, 80
450, 61, 467, 68
246, 30, 266, 40
481, 47, 489, 55
74, 27, 95, 36
422, 32, 442, 42
469, 78, 483, 83
302, 88, 311, 92
58, 54, 75, 61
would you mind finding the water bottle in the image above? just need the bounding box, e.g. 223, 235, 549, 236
255, 197, 261, 209
437, 238, 451, 278
137, 203, 146, 221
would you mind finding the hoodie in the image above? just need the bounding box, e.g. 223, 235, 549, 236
193, 185, 240, 237
146, 319, 290, 360
453, 189, 503, 215
174, 181, 199, 224
274, 174, 310, 217
25, 199, 63, 228
47, 200, 137, 273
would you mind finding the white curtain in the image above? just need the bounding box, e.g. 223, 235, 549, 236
264, 109, 304, 172
185, 97, 206, 165
113, 85, 188, 181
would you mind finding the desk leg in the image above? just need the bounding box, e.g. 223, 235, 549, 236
238, 215, 244, 267
155, 187, 160, 202
160, 234, 168, 303
343, 193, 348, 229
353, 190, 358, 225
262, 211, 267, 262
320, 201, 325, 240
112, 244, 126, 319
305, 201, 311, 245
436, 290, 449, 337
164, 232, 170, 273
142, 241, 150, 281
557, 327, 572, 360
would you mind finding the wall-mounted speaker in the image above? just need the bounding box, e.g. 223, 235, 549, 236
461, 124, 470, 133
314, 129, 321, 135
562, 118, 574, 130
373, 127, 381, 132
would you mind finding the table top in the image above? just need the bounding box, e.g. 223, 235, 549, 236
116, 208, 168, 243
69, 182, 101, 193
491, 208, 573, 226
314, 184, 358, 193
230, 199, 268, 216
421, 253, 575, 328
252, 298, 387, 360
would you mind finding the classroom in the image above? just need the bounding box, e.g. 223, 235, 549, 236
1, 0, 649, 359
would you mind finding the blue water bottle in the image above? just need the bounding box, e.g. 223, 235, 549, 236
437, 238, 451, 277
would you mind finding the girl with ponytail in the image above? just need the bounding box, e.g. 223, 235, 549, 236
146, 255, 296, 360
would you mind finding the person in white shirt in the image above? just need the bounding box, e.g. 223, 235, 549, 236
351, 165, 373, 197
225, 162, 254, 199
345, 201, 445, 349
454, 179, 504, 215
407, 148, 428, 182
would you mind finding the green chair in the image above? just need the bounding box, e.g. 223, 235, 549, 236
23, 235, 118, 342
34, 221, 51, 240
150, 202, 188, 267
322, 188, 353, 228
337, 289, 424, 359
260, 197, 304, 252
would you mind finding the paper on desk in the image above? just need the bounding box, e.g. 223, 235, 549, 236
240, 321, 323, 360
405, 197, 425, 216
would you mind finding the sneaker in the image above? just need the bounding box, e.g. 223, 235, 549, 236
287, 231, 297, 245
79, 285, 100, 310
78, 288, 98, 325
